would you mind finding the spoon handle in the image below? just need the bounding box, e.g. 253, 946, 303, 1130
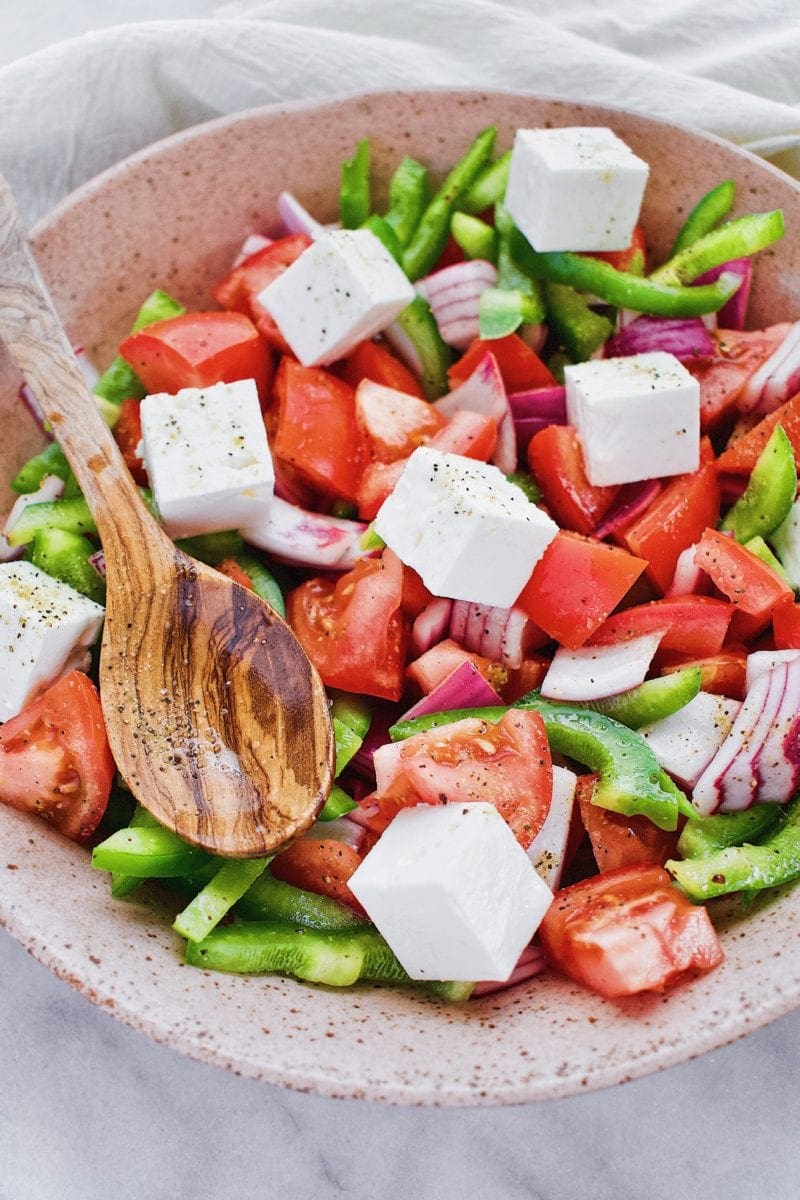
0, 174, 166, 562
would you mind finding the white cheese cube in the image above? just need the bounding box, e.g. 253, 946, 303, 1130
527, 765, 577, 890
641, 691, 741, 789
565, 352, 700, 487
0, 562, 104, 721
504, 126, 649, 252
259, 229, 415, 366
374, 446, 558, 608
348, 802, 553, 982
140, 378, 274, 539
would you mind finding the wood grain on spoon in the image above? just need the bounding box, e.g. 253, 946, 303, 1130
0, 175, 334, 857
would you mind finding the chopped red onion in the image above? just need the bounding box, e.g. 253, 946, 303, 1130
411, 598, 454, 657
277, 191, 325, 239
641, 692, 741, 790
541, 631, 664, 702
513, 414, 564, 456
718, 662, 787, 811
349, 704, 396, 781
449, 599, 537, 668
745, 649, 800, 692
527, 765, 577, 890
695, 258, 752, 330
241, 497, 366, 570
383, 319, 425, 381
471, 944, 547, 997
88, 549, 107, 578
605, 316, 715, 361
435, 351, 516, 473
1, 474, 65, 560
691, 666, 779, 814
753, 660, 800, 802
231, 232, 272, 268
592, 479, 662, 539
416, 260, 497, 351
507, 386, 567, 421
664, 543, 711, 598
738, 320, 800, 414
399, 660, 503, 724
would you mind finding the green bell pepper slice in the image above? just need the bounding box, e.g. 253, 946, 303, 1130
542, 281, 614, 362
478, 287, 543, 340
330, 692, 372, 740
235, 870, 364, 930
11, 442, 73, 494
93, 288, 185, 407
360, 214, 403, 263
457, 150, 511, 215
670, 180, 736, 256
31, 527, 105, 603
450, 212, 498, 263
318, 783, 358, 822
720, 423, 796, 544
339, 138, 371, 229
173, 857, 271, 943
667, 795, 800, 900
92, 826, 212, 877
6, 495, 96, 546
383, 156, 430, 247
333, 717, 363, 777
677, 803, 782, 859
402, 126, 497, 281
390, 295, 452, 399
577, 667, 701, 729
232, 552, 285, 618
651, 209, 784, 288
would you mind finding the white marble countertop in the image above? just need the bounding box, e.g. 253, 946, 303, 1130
2, 7, 800, 1198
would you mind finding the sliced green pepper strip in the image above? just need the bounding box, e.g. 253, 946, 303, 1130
670, 180, 736, 256
31, 528, 105, 603
506, 471, 543, 504
451, 212, 498, 263
233, 552, 285, 618
110, 805, 160, 898
494, 206, 546, 322
339, 138, 371, 230
543, 281, 614, 362
402, 126, 497, 281
512, 236, 741, 317
390, 296, 452, 399
677, 803, 782, 859
318, 783, 359, 822
744, 535, 791, 581
173, 857, 271, 943
176, 529, 244, 565
383, 156, 430, 247
360, 522, 386, 552
721, 424, 796, 543
92, 826, 211, 877
457, 151, 511, 215
333, 717, 363, 777
11, 442, 74, 494
478, 287, 543, 339
93, 289, 185, 406
235, 870, 364, 930
360, 214, 403, 263
330, 692, 372, 740
651, 209, 785, 287
578, 668, 701, 730
667, 795, 800, 901
6, 495, 96, 546
390, 696, 682, 830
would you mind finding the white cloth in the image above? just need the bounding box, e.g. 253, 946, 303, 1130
1, 1, 799, 225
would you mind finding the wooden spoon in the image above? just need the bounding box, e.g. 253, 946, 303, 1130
0, 177, 334, 858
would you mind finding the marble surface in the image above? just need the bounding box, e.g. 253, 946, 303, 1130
2, 7, 800, 1199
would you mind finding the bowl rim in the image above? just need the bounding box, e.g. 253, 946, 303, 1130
5, 86, 800, 1106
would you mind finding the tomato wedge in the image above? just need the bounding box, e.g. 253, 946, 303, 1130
269, 840, 366, 915
773, 597, 800, 650
365, 708, 552, 848
619, 459, 721, 594
286, 551, 409, 701
576, 775, 679, 873
119, 311, 272, 400
684, 324, 791, 433
590, 595, 734, 658
340, 339, 425, 398
213, 233, 312, 352
0, 671, 115, 843
273, 358, 365, 503
539, 864, 724, 998
658, 649, 748, 701
528, 425, 620, 536
449, 333, 557, 392
717, 389, 800, 475
517, 531, 647, 649
694, 528, 793, 620
114, 397, 148, 485
355, 382, 445, 463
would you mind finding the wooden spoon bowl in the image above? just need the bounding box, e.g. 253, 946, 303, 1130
0, 175, 334, 857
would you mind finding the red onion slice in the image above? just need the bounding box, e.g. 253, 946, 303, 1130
691, 669, 772, 815
513, 414, 566, 456
241, 497, 365, 570
399, 660, 503, 724
89, 549, 107, 578
507, 386, 567, 421
435, 352, 516, 473
694, 258, 752, 331
605, 316, 715, 361
593, 479, 662, 539
641, 692, 741, 790
664, 543, 712, 597
541, 631, 663, 702
527, 765, 576, 890
448, 599, 535, 668
745, 649, 800, 691
416, 260, 497, 351
278, 191, 325, 238
752, 659, 800, 802
738, 320, 800, 413
231, 233, 272, 268
718, 662, 787, 811
471, 943, 547, 997
411, 598, 454, 657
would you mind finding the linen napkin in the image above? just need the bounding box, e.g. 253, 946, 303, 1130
0, 0, 799, 224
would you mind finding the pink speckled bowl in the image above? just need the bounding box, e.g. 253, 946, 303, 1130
2, 91, 800, 1105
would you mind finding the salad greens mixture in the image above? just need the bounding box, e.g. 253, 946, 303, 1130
3, 122, 800, 1003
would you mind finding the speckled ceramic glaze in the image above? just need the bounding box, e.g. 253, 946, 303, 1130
2, 91, 800, 1106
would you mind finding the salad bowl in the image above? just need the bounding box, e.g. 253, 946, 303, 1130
2, 89, 800, 1105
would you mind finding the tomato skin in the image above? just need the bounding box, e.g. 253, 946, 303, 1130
273, 358, 365, 503
400, 566, 434, 620
120, 311, 273, 400
286, 551, 409, 701
216, 558, 253, 590
581, 224, 646, 273
658, 649, 748, 700
355, 383, 445, 463
539, 865, 724, 998
773, 597, 800, 650
619, 460, 721, 594
590, 595, 734, 658
0, 671, 115, 843
213, 233, 312, 352
528, 425, 620, 536
576, 775, 679, 872
694, 528, 792, 621
449, 333, 556, 393
517, 531, 647, 649
717, 388, 800, 475
340, 340, 425, 398
269, 839, 366, 915
115, 397, 148, 485
498, 655, 550, 703
684, 324, 791, 433
366, 709, 552, 848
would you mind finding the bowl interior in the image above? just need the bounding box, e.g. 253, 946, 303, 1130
3, 89, 800, 1105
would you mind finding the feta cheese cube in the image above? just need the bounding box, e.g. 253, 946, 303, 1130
504, 126, 649, 252
139, 378, 274, 539
641, 691, 741, 789
0, 562, 104, 721
565, 352, 700, 487
348, 802, 553, 981
527, 765, 577, 889
259, 229, 415, 366
374, 446, 558, 608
